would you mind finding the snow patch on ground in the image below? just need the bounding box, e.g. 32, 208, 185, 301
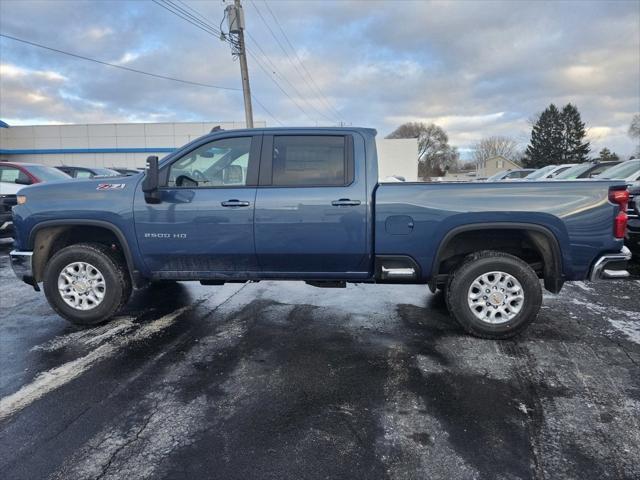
32, 317, 135, 352
0, 307, 190, 421
608, 319, 640, 345
569, 298, 640, 321
570, 282, 595, 293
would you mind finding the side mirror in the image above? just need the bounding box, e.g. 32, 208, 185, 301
15, 178, 32, 186
142, 156, 161, 203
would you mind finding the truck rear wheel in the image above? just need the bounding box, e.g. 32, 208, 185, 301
445, 250, 542, 339
43, 243, 132, 326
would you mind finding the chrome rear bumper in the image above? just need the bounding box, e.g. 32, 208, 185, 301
588, 246, 632, 281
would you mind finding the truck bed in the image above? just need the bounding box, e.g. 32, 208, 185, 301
374, 180, 625, 282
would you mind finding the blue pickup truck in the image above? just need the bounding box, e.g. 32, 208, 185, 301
9, 128, 633, 338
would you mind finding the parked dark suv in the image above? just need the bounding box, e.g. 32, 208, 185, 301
56, 166, 120, 178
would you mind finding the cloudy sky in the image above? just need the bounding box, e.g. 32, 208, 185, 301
1, 0, 639, 158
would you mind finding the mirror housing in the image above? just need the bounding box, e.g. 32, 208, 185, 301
142, 155, 161, 203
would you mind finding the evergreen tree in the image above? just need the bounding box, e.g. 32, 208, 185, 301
597, 147, 619, 162
525, 103, 590, 167
524, 104, 563, 168
560, 103, 590, 162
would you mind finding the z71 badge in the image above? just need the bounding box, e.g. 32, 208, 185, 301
97, 183, 126, 190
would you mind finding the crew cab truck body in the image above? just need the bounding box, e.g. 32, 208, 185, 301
10, 128, 633, 339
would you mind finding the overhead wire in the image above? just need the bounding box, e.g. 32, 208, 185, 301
0, 32, 285, 126
156, 0, 321, 124
248, 0, 340, 123
152, 0, 291, 125
0, 33, 239, 91
262, 0, 342, 119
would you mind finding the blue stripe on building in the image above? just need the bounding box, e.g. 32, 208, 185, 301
0, 147, 177, 155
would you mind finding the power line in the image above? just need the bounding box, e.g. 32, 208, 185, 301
0, 32, 285, 126
0, 33, 239, 91
244, 1, 333, 123
262, 0, 342, 119
243, 30, 334, 123
248, 0, 340, 122
152, 0, 222, 38
152, 0, 289, 126
157, 0, 319, 124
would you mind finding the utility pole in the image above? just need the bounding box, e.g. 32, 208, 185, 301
225, 0, 253, 128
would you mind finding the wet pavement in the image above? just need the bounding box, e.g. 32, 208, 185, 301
0, 239, 639, 480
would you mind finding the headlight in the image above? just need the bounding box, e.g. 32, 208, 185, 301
17, 195, 27, 205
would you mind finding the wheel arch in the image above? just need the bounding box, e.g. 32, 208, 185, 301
431, 222, 564, 293
28, 219, 140, 286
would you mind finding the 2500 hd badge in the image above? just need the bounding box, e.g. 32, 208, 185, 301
144, 233, 187, 239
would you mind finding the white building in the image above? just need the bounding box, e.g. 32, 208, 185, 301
0, 121, 418, 180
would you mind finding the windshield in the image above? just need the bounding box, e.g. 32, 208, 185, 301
93, 168, 120, 176
27, 165, 71, 182
554, 163, 594, 179
596, 160, 640, 180
486, 170, 508, 181
526, 165, 556, 180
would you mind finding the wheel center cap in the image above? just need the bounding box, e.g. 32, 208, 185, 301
74, 281, 89, 294
489, 292, 505, 306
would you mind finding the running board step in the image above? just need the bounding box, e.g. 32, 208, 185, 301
375, 255, 420, 282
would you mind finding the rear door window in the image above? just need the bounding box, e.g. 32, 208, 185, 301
271, 136, 347, 186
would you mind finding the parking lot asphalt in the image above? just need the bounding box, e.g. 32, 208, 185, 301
0, 239, 639, 480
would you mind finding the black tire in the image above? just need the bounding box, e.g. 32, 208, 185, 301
445, 250, 542, 339
43, 243, 132, 326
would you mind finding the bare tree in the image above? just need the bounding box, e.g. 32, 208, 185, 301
473, 136, 519, 168
630, 114, 640, 156
630, 114, 640, 139
386, 122, 458, 178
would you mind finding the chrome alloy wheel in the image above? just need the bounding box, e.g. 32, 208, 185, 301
58, 261, 106, 311
467, 271, 524, 324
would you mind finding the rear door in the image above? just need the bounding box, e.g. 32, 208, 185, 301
254, 132, 369, 277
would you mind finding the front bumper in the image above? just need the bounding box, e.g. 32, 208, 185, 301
588, 246, 633, 281
9, 250, 39, 290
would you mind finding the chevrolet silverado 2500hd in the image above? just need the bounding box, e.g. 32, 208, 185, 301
9, 128, 633, 338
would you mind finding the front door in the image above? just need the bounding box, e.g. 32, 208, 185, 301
134, 134, 261, 278
254, 133, 369, 277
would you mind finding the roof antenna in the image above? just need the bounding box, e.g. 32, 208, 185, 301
210, 125, 223, 133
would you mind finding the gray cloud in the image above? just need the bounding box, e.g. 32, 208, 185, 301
0, 0, 638, 157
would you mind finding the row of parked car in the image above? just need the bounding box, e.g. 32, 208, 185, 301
0, 162, 142, 239
486, 159, 640, 183
487, 159, 640, 255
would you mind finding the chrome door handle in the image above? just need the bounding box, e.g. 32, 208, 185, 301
331, 199, 361, 206
221, 199, 250, 207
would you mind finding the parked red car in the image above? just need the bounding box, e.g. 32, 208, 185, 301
0, 162, 71, 238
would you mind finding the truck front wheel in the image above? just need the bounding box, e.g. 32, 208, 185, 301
43, 243, 132, 326
445, 250, 542, 339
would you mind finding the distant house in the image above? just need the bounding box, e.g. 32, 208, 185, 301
477, 155, 521, 178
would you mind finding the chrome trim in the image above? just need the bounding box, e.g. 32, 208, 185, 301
381, 266, 416, 279
9, 250, 37, 288
588, 246, 632, 281
0, 221, 12, 231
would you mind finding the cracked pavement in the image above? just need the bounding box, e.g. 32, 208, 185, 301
1, 240, 639, 479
